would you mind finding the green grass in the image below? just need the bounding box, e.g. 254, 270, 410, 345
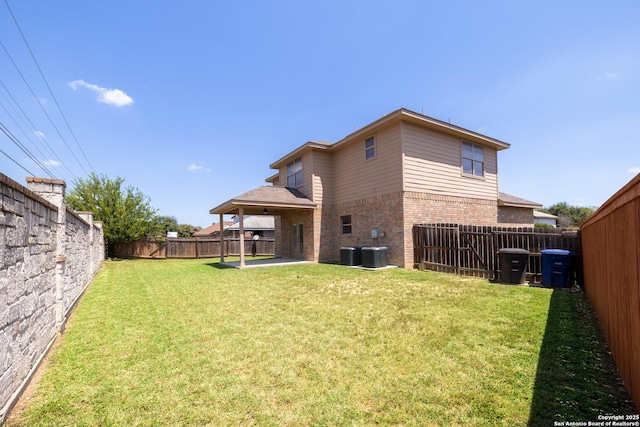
8, 259, 635, 426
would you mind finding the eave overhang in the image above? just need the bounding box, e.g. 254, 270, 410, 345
209, 186, 317, 216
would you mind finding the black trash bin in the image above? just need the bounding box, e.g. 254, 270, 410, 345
340, 247, 362, 266
541, 249, 573, 287
361, 247, 388, 268
498, 248, 530, 284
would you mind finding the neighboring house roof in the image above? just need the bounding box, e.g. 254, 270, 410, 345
209, 185, 316, 215
533, 210, 558, 219
227, 215, 275, 230
192, 221, 234, 237
270, 109, 511, 169
498, 192, 543, 209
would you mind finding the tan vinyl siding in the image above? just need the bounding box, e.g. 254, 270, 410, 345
300, 153, 313, 198
402, 122, 498, 200
311, 151, 334, 204
333, 123, 403, 204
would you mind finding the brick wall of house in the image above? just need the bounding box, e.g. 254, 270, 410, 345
401, 192, 499, 268
322, 192, 405, 266
316, 205, 337, 262
497, 206, 535, 226
276, 210, 315, 260
276, 192, 533, 268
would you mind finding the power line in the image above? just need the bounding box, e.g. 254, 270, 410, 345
0, 109, 54, 178
0, 39, 89, 177
0, 145, 35, 176
0, 80, 76, 181
0, 91, 62, 178
0, 119, 56, 178
4, 0, 95, 174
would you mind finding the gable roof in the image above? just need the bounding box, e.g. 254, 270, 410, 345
192, 221, 234, 237
498, 192, 543, 209
209, 185, 316, 216
533, 210, 558, 219
270, 108, 511, 169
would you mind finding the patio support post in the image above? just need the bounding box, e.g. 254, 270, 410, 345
219, 213, 225, 262
239, 207, 245, 268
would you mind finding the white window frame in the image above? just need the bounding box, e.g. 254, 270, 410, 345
286, 157, 303, 188
461, 141, 484, 177
365, 136, 376, 160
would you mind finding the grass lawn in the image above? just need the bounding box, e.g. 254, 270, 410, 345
7, 259, 636, 426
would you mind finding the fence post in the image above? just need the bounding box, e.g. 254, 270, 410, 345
455, 225, 461, 275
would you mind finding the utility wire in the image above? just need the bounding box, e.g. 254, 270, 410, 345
0, 114, 56, 178
0, 145, 35, 176
0, 92, 62, 178
0, 80, 76, 181
0, 39, 89, 176
0, 120, 56, 178
4, 0, 95, 174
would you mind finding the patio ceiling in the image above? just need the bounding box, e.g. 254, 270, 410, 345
209, 185, 317, 216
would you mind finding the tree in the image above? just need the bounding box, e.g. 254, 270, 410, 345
151, 216, 201, 237
66, 173, 158, 246
176, 223, 201, 237
153, 215, 179, 236
541, 202, 597, 228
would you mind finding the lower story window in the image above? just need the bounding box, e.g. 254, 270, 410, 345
340, 215, 352, 234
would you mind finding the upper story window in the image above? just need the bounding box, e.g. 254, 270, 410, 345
462, 142, 484, 177
286, 157, 303, 187
365, 136, 375, 160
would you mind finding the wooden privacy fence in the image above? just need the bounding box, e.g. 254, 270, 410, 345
413, 224, 582, 283
110, 237, 275, 259
580, 174, 640, 408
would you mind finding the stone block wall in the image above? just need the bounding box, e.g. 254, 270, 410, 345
0, 174, 104, 424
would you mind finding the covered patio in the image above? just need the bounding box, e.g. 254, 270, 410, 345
209, 186, 317, 268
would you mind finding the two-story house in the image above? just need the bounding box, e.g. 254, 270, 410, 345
210, 108, 539, 268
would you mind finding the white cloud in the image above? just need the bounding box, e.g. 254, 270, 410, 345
187, 163, 210, 172
628, 167, 640, 174
605, 71, 617, 79
43, 159, 61, 167
68, 79, 134, 107
34, 130, 45, 138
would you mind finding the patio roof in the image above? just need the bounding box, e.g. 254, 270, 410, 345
209, 185, 316, 215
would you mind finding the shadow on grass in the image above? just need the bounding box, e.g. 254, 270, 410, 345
204, 262, 233, 269
528, 288, 637, 425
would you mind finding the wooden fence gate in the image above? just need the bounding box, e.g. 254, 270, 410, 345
413, 224, 582, 283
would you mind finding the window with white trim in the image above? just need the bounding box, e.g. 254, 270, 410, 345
286, 157, 303, 187
365, 136, 375, 160
462, 142, 484, 177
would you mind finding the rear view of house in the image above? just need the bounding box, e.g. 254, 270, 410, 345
211, 108, 539, 268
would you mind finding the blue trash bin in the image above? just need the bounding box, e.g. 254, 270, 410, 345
541, 249, 573, 288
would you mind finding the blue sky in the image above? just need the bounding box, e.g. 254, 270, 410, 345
1, 1, 639, 227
